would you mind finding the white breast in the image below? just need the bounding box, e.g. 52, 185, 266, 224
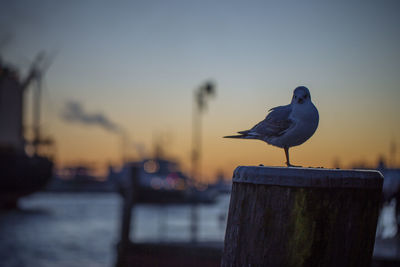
267, 102, 319, 148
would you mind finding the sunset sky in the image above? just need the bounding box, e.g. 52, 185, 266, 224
1, 0, 400, 180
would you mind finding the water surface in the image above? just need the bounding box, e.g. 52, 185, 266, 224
0, 193, 230, 267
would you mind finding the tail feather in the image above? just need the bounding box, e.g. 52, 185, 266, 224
223, 135, 246, 139
237, 130, 250, 135
224, 132, 258, 139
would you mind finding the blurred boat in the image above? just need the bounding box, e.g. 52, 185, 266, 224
0, 54, 54, 209
117, 158, 218, 204
46, 165, 117, 192
115, 161, 222, 267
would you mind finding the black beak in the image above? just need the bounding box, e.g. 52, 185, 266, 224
298, 98, 304, 104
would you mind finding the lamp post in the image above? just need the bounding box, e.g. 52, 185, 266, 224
191, 81, 216, 184
190, 81, 215, 243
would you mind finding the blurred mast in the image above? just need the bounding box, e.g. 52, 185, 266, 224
32, 62, 42, 155
30, 52, 54, 156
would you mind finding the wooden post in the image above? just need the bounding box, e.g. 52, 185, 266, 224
116, 165, 139, 267
221, 166, 383, 267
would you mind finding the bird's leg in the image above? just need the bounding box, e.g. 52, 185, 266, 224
284, 147, 291, 166
284, 147, 300, 167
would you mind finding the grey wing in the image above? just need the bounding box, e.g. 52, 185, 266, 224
239, 104, 294, 137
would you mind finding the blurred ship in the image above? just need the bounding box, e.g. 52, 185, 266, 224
116, 158, 222, 267
47, 165, 117, 192
117, 158, 218, 204
0, 54, 54, 209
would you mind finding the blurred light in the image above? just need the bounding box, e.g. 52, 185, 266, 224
144, 160, 159, 174
150, 177, 163, 190
165, 177, 175, 189
165, 173, 181, 189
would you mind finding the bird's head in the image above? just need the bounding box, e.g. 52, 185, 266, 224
292, 86, 311, 105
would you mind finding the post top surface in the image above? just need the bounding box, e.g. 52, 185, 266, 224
233, 166, 383, 189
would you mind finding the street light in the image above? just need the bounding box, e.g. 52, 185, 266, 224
190, 81, 216, 243
191, 81, 216, 184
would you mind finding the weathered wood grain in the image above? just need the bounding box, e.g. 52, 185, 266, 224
221, 166, 383, 267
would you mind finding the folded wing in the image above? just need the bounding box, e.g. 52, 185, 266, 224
225, 105, 293, 139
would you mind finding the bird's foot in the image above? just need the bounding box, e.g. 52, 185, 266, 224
286, 162, 301, 167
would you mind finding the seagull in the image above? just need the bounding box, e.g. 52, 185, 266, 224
224, 86, 319, 167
